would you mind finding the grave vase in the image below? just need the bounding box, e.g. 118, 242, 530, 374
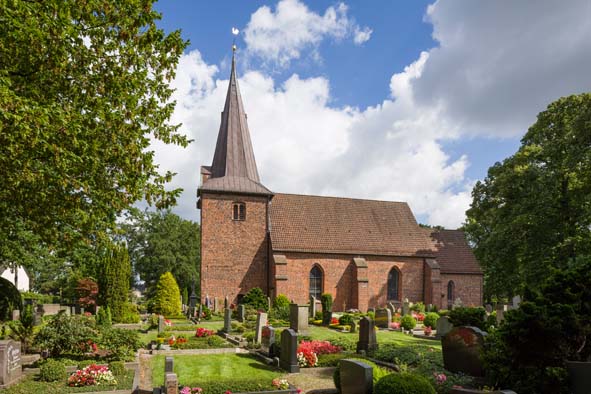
566, 360, 591, 394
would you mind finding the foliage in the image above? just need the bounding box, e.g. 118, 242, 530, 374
448, 307, 487, 331
0, 0, 189, 281
182, 287, 188, 306
120, 209, 200, 297
201, 304, 212, 320
374, 373, 435, 394
75, 278, 98, 311
482, 260, 591, 394
271, 294, 290, 320
410, 302, 426, 313
152, 272, 182, 316
242, 287, 268, 312
98, 244, 131, 323
423, 313, 440, 329
39, 359, 66, 382
321, 293, 333, 312
67, 364, 117, 387
20, 292, 59, 304
401, 315, 417, 330
34, 312, 97, 357
96, 306, 112, 328
0, 277, 22, 320
99, 328, 142, 361
8, 304, 35, 353
338, 313, 354, 326
108, 361, 125, 376
316, 352, 349, 367
464, 93, 591, 298
118, 302, 140, 323
333, 358, 390, 392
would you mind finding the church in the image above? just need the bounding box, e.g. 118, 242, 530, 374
197, 52, 482, 312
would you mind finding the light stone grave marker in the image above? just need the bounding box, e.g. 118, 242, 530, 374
254, 312, 267, 344
0, 340, 22, 388
289, 304, 309, 333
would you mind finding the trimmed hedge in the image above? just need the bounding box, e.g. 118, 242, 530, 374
39, 359, 66, 382
374, 373, 435, 394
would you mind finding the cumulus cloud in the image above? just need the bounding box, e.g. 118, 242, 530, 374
244, 0, 372, 67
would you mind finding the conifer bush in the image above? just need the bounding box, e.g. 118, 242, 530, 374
152, 272, 182, 316
242, 287, 268, 312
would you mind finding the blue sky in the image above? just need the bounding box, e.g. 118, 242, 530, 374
150, 0, 591, 227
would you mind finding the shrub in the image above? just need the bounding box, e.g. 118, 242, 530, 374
400, 315, 416, 330
338, 313, 354, 326
207, 335, 227, 347
99, 328, 142, 361
486, 311, 497, 329
374, 373, 435, 394
410, 302, 425, 313
201, 304, 212, 320
242, 287, 268, 312
34, 312, 97, 357
372, 344, 421, 365
448, 307, 487, 331
317, 353, 349, 367
152, 272, 182, 316
96, 306, 112, 328
320, 293, 333, 312
119, 303, 140, 323
108, 361, 126, 376
314, 311, 323, 320
333, 358, 390, 391
39, 359, 66, 382
271, 294, 290, 320
8, 304, 35, 353
423, 312, 440, 329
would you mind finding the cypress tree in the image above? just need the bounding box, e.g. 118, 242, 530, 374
153, 272, 182, 316
98, 244, 131, 322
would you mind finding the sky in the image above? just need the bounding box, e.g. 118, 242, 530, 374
149, 0, 591, 229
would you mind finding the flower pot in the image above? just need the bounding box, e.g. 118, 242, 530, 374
566, 360, 591, 394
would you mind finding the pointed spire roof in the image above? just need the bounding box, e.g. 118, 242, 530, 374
200, 50, 272, 196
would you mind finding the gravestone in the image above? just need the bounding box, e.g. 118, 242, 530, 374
402, 299, 410, 316
197, 304, 203, 321
223, 308, 232, 333
387, 302, 396, 314
224, 296, 229, 309
309, 296, 317, 318
427, 304, 433, 312
165, 372, 178, 394
350, 320, 357, 333
260, 326, 276, 357
356, 317, 377, 353
496, 309, 504, 324
237, 304, 245, 323
11, 310, 19, 321
80, 307, 85, 315
213, 298, 219, 313
485, 304, 493, 314
340, 359, 373, 394
158, 315, 165, 335
442, 326, 487, 377
279, 329, 299, 373
254, 312, 268, 344
374, 308, 391, 329
512, 295, 521, 309
453, 297, 463, 309
0, 340, 22, 388
289, 304, 309, 333
436, 316, 454, 338
165, 356, 174, 373
267, 297, 272, 312
205, 294, 210, 309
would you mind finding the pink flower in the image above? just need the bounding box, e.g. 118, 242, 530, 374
225, 391, 232, 394
434, 373, 447, 384
297, 389, 302, 394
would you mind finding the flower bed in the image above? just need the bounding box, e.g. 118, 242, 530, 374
296, 340, 341, 367
68, 364, 117, 387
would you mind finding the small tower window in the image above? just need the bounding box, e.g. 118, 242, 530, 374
233, 202, 246, 221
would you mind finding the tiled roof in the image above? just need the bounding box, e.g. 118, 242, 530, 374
201, 176, 272, 195
269, 193, 435, 257
424, 229, 483, 274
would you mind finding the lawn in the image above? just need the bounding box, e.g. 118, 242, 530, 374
151, 353, 282, 387
3, 370, 135, 394
138, 320, 224, 344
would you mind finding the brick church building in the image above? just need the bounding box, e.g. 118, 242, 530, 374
197, 53, 483, 311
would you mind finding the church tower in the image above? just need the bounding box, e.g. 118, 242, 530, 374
197, 50, 273, 306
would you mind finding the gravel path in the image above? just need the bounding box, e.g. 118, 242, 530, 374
284, 367, 337, 393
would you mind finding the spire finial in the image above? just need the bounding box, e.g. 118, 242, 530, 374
231, 27, 239, 53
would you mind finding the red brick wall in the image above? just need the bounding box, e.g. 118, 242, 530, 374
200, 192, 269, 304
440, 273, 483, 308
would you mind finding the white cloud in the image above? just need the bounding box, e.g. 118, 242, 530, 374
244, 0, 372, 67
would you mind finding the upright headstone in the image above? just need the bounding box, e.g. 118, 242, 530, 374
0, 340, 22, 388
213, 298, 219, 313
223, 308, 232, 333
289, 304, 309, 333
197, 304, 203, 321
309, 296, 317, 318
374, 308, 391, 329
496, 309, 504, 324
442, 326, 487, 377
402, 299, 410, 316
427, 304, 433, 312
158, 315, 165, 335
165, 356, 174, 373
260, 326, 276, 357
512, 295, 521, 309
205, 294, 210, 310
11, 310, 19, 321
435, 316, 454, 338
350, 319, 357, 333
279, 329, 299, 373
254, 312, 268, 344
485, 304, 493, 314
453, 297, 463, 309
237, 304, 245, 322
165, 373, 178, 394
224, 296, 229, 309
340, 359, 373, 394
356, 317, 377, 353
267, 297, 272, 312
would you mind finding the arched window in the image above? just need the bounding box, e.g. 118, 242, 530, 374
232, 202, 246, 221
447, 281, 455, 308
387, 267, 400, 301
309, 265, 323, 299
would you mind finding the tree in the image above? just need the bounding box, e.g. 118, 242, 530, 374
0, 1, 188, 271
152, 271, 181, 316
76, 278, 98, 311
464, 93, 591, 299
98, 243, 131, 322
120, 209, 200, 297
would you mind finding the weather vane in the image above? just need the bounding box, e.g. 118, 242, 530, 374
232, 27, 239, 52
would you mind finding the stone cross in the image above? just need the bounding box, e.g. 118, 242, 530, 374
0, 340, 22, 388
340, 359, 373, 394
289, 304, 309, 333
453, 297, 463, 309
442, 326, 487, 377
279, 329, 299, 373
435, 316, 453, 338
223, 308, 232, 333
309, 296, 317, 318
485, 304, 493, 314
254, 312, 268, 344
356, 317, 377, 354
375, 308, 391, 329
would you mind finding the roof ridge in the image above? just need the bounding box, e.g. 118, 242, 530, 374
274, 192, 409, 205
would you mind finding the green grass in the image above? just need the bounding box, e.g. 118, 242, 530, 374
3, 370, 135, 394
138, 320, 224, 344
151, 353, 282, 386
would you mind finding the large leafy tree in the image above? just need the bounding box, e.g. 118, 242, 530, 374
0, 1, 188, 268
121, 209, 200, 297
464, 93, 591, 299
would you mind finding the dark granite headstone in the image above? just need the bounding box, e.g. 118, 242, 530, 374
237, 304, 245, 322
279, 329, 299, 373
309, 296, 317, 318
356, 317, 377, 353
224, 296, 229, 309
0, 340, 22, 388
340, 359, 373, 394
289, 304, 309, 333
374, 308, 391, 329
223, 308, 232, 333
261, 326, 276, 357
435, 316, 453, 338
197, 304, 202, 321
350, 320, 357, 333
165, 356, 174, 373
442, 326, 487, 377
